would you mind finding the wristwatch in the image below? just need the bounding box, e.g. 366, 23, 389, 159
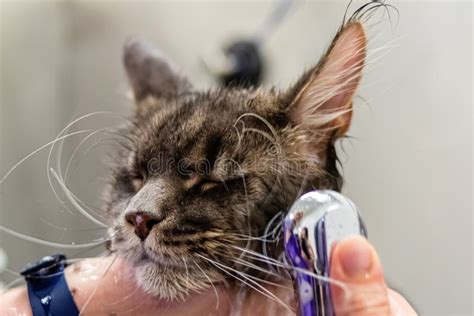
20, 254, 79, 316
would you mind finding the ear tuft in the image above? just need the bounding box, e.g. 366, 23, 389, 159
287, 22, 367, 156
123, 39, 192, 101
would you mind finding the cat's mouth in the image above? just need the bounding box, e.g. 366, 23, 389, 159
112, 223, 234, 281
112, 228, 243, 299
132, 243, 196, 271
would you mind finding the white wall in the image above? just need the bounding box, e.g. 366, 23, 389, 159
1, 1, 472, 315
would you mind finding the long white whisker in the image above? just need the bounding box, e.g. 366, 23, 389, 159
232, 245, 348, 292
226, 212, 283, 244
212, 245, 284, 282
49, 168, 109, 228
235, 112, 280, 144
228, 258, 291, 290
213, 241, 285, 281
225, 233, 276, 243
79, 254, 117, 315
203, 257, 273, 305
192, 259, 220, 311
230, 160, 253, 254
46, 111, 128, 215
3, 267, 20, 276
196, 253, 292, 312
39, 217, 108, 233
65, 138, 120, 186
4, 277, 24, 290
228, 256, 282, 280
0, 130, 91, 184
182, 257, 190, 287
105, 285, 140, 307
4, 259, 89, 281
0, 225, 107, 249
64, 129, 130, 186
63, 129, 108, 184
62, 188, 108, 222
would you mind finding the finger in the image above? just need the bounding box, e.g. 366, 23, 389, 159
0, 286, 32, 316
388, 289, 417, 316
330, 236, 391, 316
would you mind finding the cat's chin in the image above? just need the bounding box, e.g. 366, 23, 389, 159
134, 261, 224, 301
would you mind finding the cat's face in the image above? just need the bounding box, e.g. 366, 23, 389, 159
105, 22, 367, 299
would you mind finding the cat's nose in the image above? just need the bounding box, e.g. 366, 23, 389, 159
125, 211, 161, 241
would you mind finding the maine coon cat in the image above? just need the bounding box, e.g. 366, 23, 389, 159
104, 5, 373, 301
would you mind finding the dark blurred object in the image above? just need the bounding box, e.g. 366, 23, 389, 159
203, 0, 299, 87
220, 40, 262, 88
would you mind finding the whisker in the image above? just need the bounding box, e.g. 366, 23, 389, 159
263, 218, 284, 273
60, 187, 109, 223
196, 253, 293, 312
0, 130, 92, 184
105, 286, 140, 306
4, 255, 110, 280
47, 112, 130, 216
192, 259, 220, 311
235, 112, 281, 145
231, 245, 288, 265
212, 242, 285, 282
232, 245, 348, 292
225, 213, 283, 244
241, 127, 278, 146
63, 129, 109, 184
115, 297, 147, 315
228, 257, 291, 290
70, 242, 112, 259
49, 168, 109, 228
224, 233, 276, 243
64, 138, 122, 187
79, 254, 117, 315
225, 254, 280, 278
0, 225, 107, 249
182, 257, 190, 287
39, 217, 108, 233
3, 268, 20, 277
64, 130, 129, 185
4, 277, 24, 290
228, 160, 253, 253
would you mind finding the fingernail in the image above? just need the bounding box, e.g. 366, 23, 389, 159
339, 236, 374, 279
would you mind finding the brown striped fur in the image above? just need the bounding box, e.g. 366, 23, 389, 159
103, 3, 384, 299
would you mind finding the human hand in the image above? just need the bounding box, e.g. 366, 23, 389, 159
0, 236, 416, 315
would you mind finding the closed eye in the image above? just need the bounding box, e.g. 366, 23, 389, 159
184, 176, 222, 193
200, 181, 219, 192
131, 175, 144, 192
184, 173, 245, 194
200, 175, 247, 193
129, 168, 147, 192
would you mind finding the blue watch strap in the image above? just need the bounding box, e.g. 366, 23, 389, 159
21, 254, 79, 316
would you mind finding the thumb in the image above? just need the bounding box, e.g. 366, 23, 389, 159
330, 236, 390, 316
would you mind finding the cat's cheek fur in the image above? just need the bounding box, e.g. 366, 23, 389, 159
135, 262, 224, 300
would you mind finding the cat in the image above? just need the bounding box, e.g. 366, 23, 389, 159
104, 6, 370, 301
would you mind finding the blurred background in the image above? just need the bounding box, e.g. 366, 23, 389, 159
0, 1, 472, 315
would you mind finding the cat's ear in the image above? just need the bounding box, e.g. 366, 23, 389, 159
287, 22, 366, 156
123, 39, 192, 101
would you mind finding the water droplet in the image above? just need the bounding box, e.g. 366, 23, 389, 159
41, 295, 52, 305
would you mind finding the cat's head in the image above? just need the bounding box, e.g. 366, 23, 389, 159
105, 21, 366, 299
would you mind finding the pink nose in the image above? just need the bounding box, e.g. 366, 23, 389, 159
125, 211, 160, 241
